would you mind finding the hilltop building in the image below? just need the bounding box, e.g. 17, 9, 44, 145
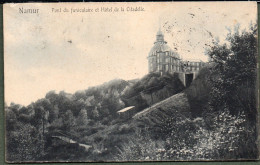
148, 29, 182, 74
148, 29, 205, 86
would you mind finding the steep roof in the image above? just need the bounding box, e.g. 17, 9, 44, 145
157, 29, 163, 36
149, 42, 180, 59
148, 30, 180, 59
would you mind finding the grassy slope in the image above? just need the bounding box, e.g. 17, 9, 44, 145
86, 67, 213, 160
38, 72, 187, 161
84, 92, 192, 160
47, 67, 213, 161
83, 64, 258, 161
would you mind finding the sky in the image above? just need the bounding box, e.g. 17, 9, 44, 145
4, 2, 257, 106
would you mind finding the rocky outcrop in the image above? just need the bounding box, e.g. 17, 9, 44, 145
140, 85, 178, 106
121, 73, 185, 113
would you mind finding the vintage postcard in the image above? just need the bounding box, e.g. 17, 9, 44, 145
3, 2, 258, 162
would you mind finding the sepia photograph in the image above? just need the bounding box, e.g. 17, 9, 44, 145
3, 2, 258, 162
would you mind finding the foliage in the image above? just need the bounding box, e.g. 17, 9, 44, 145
203, 24, 257, 158
115, 109, 257, 161
207, 24, 257, 117
114, 128, 166, 161
6, 121, 44, 161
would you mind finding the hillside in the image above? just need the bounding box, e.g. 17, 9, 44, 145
76, 67, 218, 160
108, 63, 257, 161
5, 64, 258, 161
6, 59, 258, 161
5, 72, 186, 162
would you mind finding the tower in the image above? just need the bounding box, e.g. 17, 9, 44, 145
156, 29, 165, 43
148, 29, 180, 75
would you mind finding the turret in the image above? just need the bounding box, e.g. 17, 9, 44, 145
156, 29, 165, 43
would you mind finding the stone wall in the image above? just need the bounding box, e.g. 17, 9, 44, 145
177, 72, 199, 87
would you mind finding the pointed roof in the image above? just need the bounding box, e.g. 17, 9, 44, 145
149, 30, 180, 59
157, 29, 163, 36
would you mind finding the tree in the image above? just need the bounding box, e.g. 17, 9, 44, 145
5, 108, 17, 131
207, 23, 257, 117
92, 107, 100, 119
6, 122, 43, 161
205, 23, 258, 159
62, 110, 75, 132
76, 109, 89, 126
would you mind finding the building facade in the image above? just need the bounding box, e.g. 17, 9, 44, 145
148, 30, 205, 86
148, 29, 182, 74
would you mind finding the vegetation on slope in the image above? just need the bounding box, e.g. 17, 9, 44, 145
5, 71, 185, 162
